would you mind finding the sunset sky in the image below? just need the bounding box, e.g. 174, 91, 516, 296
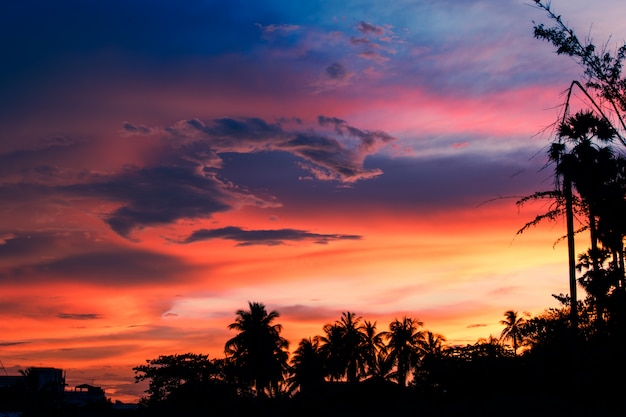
1, 0, 625, 402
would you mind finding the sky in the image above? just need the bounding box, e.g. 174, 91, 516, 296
1, 0, 626, 403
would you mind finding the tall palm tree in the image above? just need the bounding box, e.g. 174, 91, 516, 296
556, 111, 624, 327
499, 310, 527, 356
318, 312, 368, 383
384, 316, 425, 387
287, 338, 326, 395
337, 311, 368, 382
517, 111, 622, 328
224, 301, 289, 397
361, 320, 385, 377
317, 323, 345, 382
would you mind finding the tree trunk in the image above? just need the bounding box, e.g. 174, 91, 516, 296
565, 173, 578, 329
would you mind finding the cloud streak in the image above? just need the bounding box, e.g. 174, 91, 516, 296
57, 313, 103, 320
178, 226, 362, 246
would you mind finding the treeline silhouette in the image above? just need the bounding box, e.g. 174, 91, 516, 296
130, 298, 626, 417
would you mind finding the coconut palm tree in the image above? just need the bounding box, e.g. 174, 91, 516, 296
361, 320, 386, 377
287, 338, 326, 395
499, 310, 527, 356
317, 312, 368, 382
384, 316, 425, 387
338, 311, 369, 382
224, 301, 289, 397
317, 323, 345, 382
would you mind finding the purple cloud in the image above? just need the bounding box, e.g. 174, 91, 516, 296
255, 23, 300, 34
0, 118, 540, 242
326, 62, 348, 80
356, 21, 385, 36
165, 115, 395, 183
350, 37, 371, 46
178, 226, 361, 246
0, 114, 392, 239
122, 122, 151, 134
64, 164, 277, 238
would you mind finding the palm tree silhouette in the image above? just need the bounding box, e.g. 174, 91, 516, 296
555, 111, 623, 327
318, 312, 367, 382
499, 311, 527, 356
419, 331, 446, 359
384, 316, 425, 387
287, 337, 326, 395
224, 301, 289, 397
518, 110, 622, 328
361, 320, 386, 377
367, 347, 395, 382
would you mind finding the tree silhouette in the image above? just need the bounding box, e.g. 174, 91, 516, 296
554, 111, 624, 328
532, 0, 626, 139
132, 353, 231, 407
224, 301, 289, 397
318, 312, 368, 382
518, 111, 624, 328
287, 337, 326, 395
520, 301, 574, 350
316, 323, 345, 382
420, 331, 447, 359
526, 1, 626, 331
366, 347, 395, 382
499, 311, 527, 356
384, 316, 425, 387
361, 320, 386, 378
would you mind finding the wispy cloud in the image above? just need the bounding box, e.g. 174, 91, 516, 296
164, 115, 394, 183
325, 62, 349, 80
178, 226, 362, 246
255, 23, 300, 35
58, 313, 103, 320
0, 341, 30, 347
356, 21, 385, 37
467, 323, 488, 328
